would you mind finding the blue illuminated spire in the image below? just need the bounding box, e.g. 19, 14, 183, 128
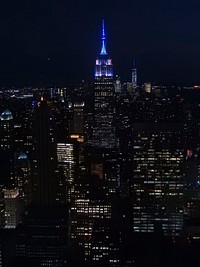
100, 20, 107, 55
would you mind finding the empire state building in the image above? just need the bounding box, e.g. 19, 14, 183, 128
92, 20, 117, 149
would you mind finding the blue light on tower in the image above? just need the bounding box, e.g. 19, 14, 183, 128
100, 20, 107, 56
95, 20, 113, 78
93, 21, 116, 149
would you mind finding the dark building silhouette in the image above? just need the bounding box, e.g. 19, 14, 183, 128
32, 98, 57, 206
15, 98, 70, 267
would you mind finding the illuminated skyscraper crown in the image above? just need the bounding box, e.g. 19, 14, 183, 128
95, 20, 113, 78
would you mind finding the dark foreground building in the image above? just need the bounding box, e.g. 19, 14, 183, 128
15, 205, 69, 267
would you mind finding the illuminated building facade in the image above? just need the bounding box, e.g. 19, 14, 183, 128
57, 143, 75, 203
143, 82, 151, 93
92, 20, 116, 149
70, 101, 85, 138
4, 188, 20, 229
0, 109, 14, 150
70, 173, 112, 259
132, 123, 184, 235
14, 152, 31, 207
126, 60, 137, 95
70, 21, 125, 263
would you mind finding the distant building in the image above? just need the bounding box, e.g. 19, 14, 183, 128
114, 75, 122, 93
70, 101, 85, 138
126, 59, 137, 95
14, 152, 31, 207
143, 82, 151, 93
132, 59, 137, 89
0, 109, 14, 150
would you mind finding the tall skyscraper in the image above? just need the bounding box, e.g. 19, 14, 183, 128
0, 109, 15, 187
0, 109, 14, 151
14, 152, 31, 207
132, 59, 137, 89
4, 188, 21, 229
71, 21, 134, 265
32, 99, 57, 206
92, 20, 116, 149
16, 99, 69, 267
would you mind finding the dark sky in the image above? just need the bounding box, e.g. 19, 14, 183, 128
0, 0, 200, 85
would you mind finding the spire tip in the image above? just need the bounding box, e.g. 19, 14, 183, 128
100, 20, 107, 55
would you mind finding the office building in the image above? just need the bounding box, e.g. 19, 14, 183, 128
70, 101, 85, 138
57, 143, 75, 203
132, 122, 184, 235
15, 206, 69, 267
70, 161, 112, 259
4, 188, 20, 229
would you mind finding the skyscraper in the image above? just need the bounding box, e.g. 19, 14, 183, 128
14, 152, 31, 207
16, 98, 69, 267
70, 102, 85, 138
132, 59, 137, 89
132, 122, 184, 236
32, 99, 57, 206
0, 109, 14, 151
4, 188, 21, 229
57, 143, 75, 203
0, 109, 15, 187
92, 20, 116, 149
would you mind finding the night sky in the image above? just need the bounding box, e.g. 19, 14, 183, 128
0, 0, 200, 85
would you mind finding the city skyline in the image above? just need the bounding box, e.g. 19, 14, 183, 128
0, 0, 200, 85
1, 55, 200, 265
1, 9, 200, 266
